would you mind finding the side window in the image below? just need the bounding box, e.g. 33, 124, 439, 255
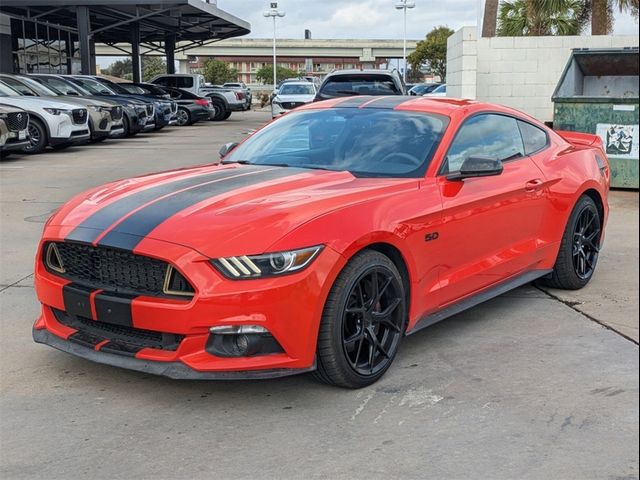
518, 120, 549, 155
443, 114, 525, 173
175, 77, 194, 89
154, 76, 173, 88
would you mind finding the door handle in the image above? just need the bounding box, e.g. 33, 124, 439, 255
525, 179, 544, 192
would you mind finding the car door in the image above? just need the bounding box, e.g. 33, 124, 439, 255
434, 113, 548, 307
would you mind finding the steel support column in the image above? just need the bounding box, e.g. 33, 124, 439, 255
165, 33, 176, 74
76, 5, 92, 74
131, 22, 141, 83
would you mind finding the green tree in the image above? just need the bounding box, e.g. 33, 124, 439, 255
497, 0, 588, 36
407, 26, 454, 81
103, 58, 132, 79
202, 59, 238, 85
142, 56, 167, 81
590, 0, 639, 35
256, 65, 299, 85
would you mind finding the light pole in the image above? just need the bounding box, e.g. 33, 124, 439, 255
395, 0, 415, 83
263, 2, 286, 90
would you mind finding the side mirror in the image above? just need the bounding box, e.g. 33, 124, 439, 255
446, 156, 504, 181
219, 142, 239, 159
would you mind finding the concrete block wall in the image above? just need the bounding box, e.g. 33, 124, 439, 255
447, 27, 640, 122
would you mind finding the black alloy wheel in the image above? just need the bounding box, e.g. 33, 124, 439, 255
342, 267, 404, 376
314, 250, 407, 388
540, 195, 602, 290
572, 203, 601, 280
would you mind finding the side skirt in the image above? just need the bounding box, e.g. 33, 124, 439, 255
407, 269, 553, 336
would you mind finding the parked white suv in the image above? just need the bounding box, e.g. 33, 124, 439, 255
271, 81, 317, 118
0, 81, 90, 154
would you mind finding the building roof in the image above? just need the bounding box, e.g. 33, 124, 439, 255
0, 0, 250, 47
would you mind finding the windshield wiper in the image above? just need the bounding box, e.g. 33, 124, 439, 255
222, 160, 291, 168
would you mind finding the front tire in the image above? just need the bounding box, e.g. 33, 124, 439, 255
313, 250, 407, 388
23, 118, 48, 154
541, 195, 602, 290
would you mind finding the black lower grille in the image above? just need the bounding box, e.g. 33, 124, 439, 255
53, 308, 184, 351
281, 102, 305, 110
72, 109, 88, 124
5, 111, 28, 131
45, 242, 194, 297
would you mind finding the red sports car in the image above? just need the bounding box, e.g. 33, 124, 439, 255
33, 97, 610, 388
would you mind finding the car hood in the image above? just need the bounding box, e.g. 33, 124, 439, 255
0, 96, 87, 111
39, 95, 113, 108
53, 164, 417, 257
275, 94, 315, 103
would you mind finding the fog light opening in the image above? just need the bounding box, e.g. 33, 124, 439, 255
206, 325, 284, 358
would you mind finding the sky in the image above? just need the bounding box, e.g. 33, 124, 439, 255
98, 0, 639, 67
218, 0, 640, 39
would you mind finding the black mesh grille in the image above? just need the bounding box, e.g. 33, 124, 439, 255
5, 112, 28, 131
110, 106, 123, 121
53, 309, 184, 351
72, 109, 87, 124
46, 242, 194, 297
280, 102, 305, 110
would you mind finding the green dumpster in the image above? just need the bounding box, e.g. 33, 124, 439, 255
553, 47, 639, 189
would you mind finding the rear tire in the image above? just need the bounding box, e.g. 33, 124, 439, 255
313, 250, 407, 388
540, 195, 601, 290
176, 108, 192, 126
23, 118, 48, 154
211, 100, 228, 121
221, 111, 232, 120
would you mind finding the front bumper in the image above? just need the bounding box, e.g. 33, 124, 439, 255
33, 234, 345, 379
33, 327, 315, 380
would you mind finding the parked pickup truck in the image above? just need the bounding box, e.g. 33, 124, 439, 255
149, 74, 245, 121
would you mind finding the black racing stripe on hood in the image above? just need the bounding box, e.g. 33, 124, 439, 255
97, 167, 306, 251
361, 96, 414, 109
333, 96, 377, 108
65, 166, 265, 244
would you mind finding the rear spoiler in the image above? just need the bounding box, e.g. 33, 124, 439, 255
556, 130, 603, 148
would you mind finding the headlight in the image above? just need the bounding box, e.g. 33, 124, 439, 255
44, 108, 71, 116
88, 105, 105, 112
0, 113, 8, 119
211, 246, 323, 279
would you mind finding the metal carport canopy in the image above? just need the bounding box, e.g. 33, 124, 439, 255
0, 0, 250, 79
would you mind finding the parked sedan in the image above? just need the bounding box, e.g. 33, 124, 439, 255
223, 82, 252, 110
424, 84, 447, 97
271, 81, 317, 118
0, 104, 29, 157
0, 74, 124, 142
0, 81, 89, 154
156, 86, 215, 126
409, 83, 442, 96
32, 97, 609, 387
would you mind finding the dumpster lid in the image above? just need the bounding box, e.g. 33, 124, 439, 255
552, 47, 639, 102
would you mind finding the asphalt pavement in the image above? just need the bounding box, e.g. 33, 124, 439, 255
1, 110, 638, 480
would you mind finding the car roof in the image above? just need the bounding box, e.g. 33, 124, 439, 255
297, 95, 538, 120
326, 69, 397, 76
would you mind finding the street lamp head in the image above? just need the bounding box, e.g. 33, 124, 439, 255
277, 11, 286, 17
395, 1, 416, 8
263, 9, 286, 17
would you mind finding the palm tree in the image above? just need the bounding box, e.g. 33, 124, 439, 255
590, 0, 639, 35
483, 0, 500, 36
498, 0, 588, 36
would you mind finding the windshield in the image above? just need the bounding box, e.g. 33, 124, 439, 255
35, 76, 89, 96
70, 77, 115, 95
0, 82, 20, 97
19, 77, 60, 96
96, 79, 130, 95
224, 108, 448, 178
320, 75, 401, 97
279, 84, 315, 95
